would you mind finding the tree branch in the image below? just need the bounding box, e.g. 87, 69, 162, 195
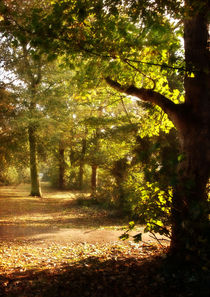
22, 44, 35, 84
120, 96, 133, 124
35, 59, 42, 85
123, 59, 156, 90
105, 77, 181, 127
124, 58, 186, 72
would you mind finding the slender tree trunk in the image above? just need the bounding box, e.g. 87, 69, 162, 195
91, 164, 98, 195
115, 178, 125, 208
58, 145, 65, 190
20, 44, 43, 197
78, 164, 84, 190
78, 137, 87, 190
112, 158, 128, 208
28, 125, 42, 197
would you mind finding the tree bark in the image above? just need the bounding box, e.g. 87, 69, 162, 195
22, 44, 43, 197
170, 1, 210, 260
78, 137, 87, 190
112, 158, 128, 208
78, 164, 84, 190
28, 125, 42, 197
91, 164, 98, 195
58, 145, 65, 190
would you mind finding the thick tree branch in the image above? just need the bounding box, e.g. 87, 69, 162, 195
105, 77, 181, 127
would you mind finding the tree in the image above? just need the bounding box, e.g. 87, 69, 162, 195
0, 1, 44, 196
1, 0, 209, 262
44, 0, 210, 262
1, 0, 80, 193
103, 1, 210, 261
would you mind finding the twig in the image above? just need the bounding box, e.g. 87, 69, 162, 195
125, 58, 186, 72
120, 96, 133, 124
149, 232, 165, 247
123, 59, 156, 90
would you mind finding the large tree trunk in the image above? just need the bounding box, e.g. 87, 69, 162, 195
170, 2, 210, 261
28, 126, 42, 197
170, 126, 210, 261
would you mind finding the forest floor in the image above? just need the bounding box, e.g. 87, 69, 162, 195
0, 183, 209, 297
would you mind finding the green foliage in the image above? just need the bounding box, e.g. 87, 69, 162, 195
0, 166, 19, 185
76, 195, 99, 207
126, 175, 172, 220
0, 166, 30, 185
106, 128, 179, 238
119, 232, 129, 241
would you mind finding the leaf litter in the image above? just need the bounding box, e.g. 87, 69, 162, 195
0, 184, 208, 297
0, 240, 161, 274
1, 240, 206, 297
0, 238, 169, 297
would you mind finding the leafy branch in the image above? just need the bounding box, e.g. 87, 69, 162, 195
123, 59, 156, 90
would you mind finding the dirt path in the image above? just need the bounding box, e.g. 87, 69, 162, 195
0, 185, 203, 297
0, 183, 168, 246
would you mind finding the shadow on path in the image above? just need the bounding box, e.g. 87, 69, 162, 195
0, 184, 131, 244
1, 255, 207, 297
